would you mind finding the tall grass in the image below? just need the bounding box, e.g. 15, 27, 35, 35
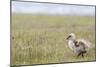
11, 14, 96, 66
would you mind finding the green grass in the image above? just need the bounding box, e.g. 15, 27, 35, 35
11, 14, 96, 66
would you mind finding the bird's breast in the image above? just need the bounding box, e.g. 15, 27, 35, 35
68, 40, 75, 50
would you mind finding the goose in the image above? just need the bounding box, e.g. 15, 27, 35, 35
66, 33, 91, 57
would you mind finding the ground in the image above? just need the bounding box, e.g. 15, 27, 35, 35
11, 14, 96, 66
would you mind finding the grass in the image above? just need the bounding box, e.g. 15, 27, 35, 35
11, 13, 96, 66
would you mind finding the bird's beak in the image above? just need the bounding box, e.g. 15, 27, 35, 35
66, 35, 71, 40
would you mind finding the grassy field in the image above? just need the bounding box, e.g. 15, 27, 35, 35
11, 13, 96, 66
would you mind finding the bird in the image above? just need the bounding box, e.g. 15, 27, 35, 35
66, 33, 91, 57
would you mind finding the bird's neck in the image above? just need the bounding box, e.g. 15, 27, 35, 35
69, 39, 76, 42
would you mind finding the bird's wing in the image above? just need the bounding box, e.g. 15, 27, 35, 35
77, 39, 91, 49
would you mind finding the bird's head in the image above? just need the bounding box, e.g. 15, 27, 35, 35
66, 33, 76, 41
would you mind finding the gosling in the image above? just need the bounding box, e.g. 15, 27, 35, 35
66, 33, 91, 57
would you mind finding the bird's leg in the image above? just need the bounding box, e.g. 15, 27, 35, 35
77, 52, 82, 57
83, 50, 87, 53
81, 51, 87, 57
81, 53, 84, 57
77, 51, 86, 57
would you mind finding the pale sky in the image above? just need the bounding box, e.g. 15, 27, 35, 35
12, 1, 95, 16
